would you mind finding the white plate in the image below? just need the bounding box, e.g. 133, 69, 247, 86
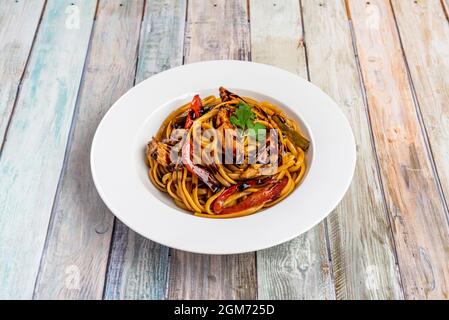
91, 60, 356, 254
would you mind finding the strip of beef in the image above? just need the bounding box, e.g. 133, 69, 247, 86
216, 106, 233, 129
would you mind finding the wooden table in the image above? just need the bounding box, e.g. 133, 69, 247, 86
1, 0, 448, 300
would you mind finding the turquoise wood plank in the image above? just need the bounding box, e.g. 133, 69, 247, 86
33, 0, 144, 299
0, 0, 45, 145
0, 0, 97, 299
103, 0, 186, 300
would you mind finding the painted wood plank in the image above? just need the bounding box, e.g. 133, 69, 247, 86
33, 0, 144, 300
103, 0, 186, 300
167, 0, 257, 300
0, 0, 45, 144
302, 0, 403, 300
182, 0, 250, 62
249, 0, 334, 300
169, 251, 257, 299
347, 0, 449, 299
135, 0, 187, 83
0, 0, 97, 299
391, 0, 449, 230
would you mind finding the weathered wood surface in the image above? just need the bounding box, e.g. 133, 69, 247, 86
167, 0, 257, 300
182, 0, 250, 62
391, 0, 449, 224
135, 0, 187, 83
33, 0, 144, 300
250, 0, 334, 300
1, 0, 449, 300
0, 0, 45, 145
347, 0, 449, 299
0, 0, 97, 299
104, 0, 187, 300
302, 0, 403, 299
169, 252, 257, 299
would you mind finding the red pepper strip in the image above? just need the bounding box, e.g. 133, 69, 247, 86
214, 177, 288, 215
184, 95, 202, 129
212, 178, 264, 214
184, 115, 194, 129
181, 136, 220, 192
191, 94, 201, 117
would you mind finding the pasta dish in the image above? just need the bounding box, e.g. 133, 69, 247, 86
146, 87, 309, 218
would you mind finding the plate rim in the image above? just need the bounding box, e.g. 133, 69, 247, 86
90, 60, 356, 254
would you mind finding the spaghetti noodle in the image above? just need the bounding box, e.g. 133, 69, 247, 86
146, 87, 309, 218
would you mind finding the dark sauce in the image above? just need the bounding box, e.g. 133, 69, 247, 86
238, 183, 250, 192
200, 105, 212, 116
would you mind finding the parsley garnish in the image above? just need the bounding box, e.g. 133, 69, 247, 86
230, 102, 266, 140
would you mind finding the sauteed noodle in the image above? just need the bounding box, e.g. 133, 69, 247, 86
146, 87, 309, 218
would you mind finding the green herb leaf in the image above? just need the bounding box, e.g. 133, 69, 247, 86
231, 103, 267, 140
233, 103, 253, 129
247, 123, 266, 140
253, 122, 265, 131
230, 115, 239, 127
255, 124, 267, 141
234, 103, 253, 130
